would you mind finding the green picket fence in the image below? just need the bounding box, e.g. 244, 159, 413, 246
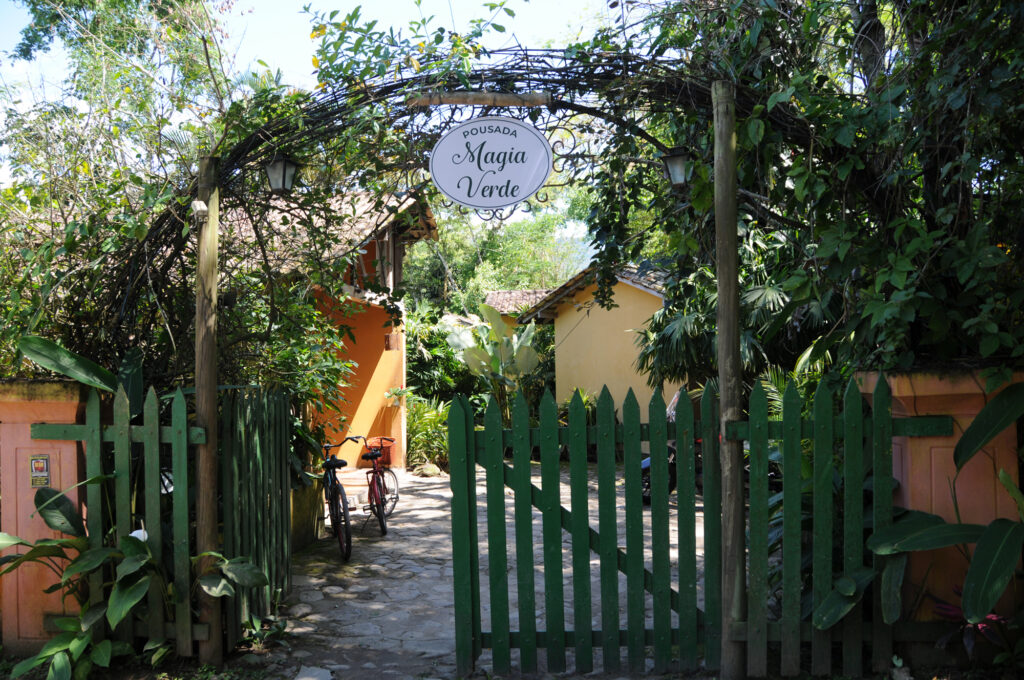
31, 385, 294, 655
448, 377, 953, 677
221, 387, 294, 649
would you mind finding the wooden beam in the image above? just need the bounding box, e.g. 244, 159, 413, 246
406, 91, 552, 107
196, 156, 222, 666
713, 80, 746, 680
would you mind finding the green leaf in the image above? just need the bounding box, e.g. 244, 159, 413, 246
90, 640, 112, 667
812, 567, 875, 629
199, 574, 235, 598
880, 554, 907, 624
115, 555, 150, 581
836, 575, 856, 597
746, 118, 765, 144
514, 344, 539, 375
46, 651, 71, 680
954, 383, 1024, 470
0, 532, 29, 550
68, 633, 90, 661
18, 336, 117, 392
767, 86, 794, 111
106, 575, 151, 628
34, 487, 86, 537
221, 560, 269, 588
1, 544, 69, 575
80, 604, 107, 631
35, 632, 76, 659
866, 511, 945, 554
119, 535, 149, 559
961, 519, 1024, 623
52, 617, 79, 633
63, 548, 118, 582
12, 653, 48, 678
893, 523, 985, 551
117, 348, 144, 417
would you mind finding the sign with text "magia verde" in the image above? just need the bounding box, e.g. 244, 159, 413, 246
429, 116, 553, 210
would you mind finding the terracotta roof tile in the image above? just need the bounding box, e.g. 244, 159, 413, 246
483, 289, 552, 315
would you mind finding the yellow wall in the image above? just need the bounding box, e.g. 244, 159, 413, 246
316, 294, 407, 468
553, 282, 683, 408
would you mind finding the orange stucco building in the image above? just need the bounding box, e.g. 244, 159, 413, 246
308, 194, 436, 469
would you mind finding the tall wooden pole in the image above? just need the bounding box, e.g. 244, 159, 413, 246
196, 156, 223, 665
713, 80, 746, 680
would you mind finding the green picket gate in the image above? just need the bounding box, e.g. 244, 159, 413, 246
31, 385, 294, 654
448, 377, 953, 677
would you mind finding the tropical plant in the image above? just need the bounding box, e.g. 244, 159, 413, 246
812, 385, 1024, 636
403, 301, 479, 403
0, 486, 267, 679
405, 394, 451, 472
446, 303, 541, 423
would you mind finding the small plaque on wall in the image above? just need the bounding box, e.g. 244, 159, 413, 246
385, 333, 402, 351
29, 453, 50, 487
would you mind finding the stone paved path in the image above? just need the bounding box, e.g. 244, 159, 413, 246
235, 467, 706, 680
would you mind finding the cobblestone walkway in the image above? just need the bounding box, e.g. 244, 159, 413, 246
237, 467, 705, 680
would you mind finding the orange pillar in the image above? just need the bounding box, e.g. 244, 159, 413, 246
0, 382, 85, 655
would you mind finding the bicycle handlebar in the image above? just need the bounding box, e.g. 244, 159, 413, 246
342, 435, 395, 447
324, 435, 395, 454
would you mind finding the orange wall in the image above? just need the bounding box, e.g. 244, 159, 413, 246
316, 295, 406, 468
553, 282, 684, 408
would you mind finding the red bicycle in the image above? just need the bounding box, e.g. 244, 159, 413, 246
342, 435, 399, 535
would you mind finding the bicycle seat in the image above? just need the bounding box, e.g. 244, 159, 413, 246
324, 455, 348, 470
361, 450, 383, 461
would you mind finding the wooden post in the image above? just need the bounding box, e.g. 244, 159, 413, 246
713, 80, 746, 680
196, 156, 222, 665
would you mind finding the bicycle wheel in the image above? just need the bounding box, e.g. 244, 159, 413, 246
370, 474, 388, 536
329, 485, 352, 561
381, 468, 399, 517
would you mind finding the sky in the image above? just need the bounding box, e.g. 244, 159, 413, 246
0, 0, 612, 91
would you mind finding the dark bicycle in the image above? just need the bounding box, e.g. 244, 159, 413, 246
321, 442, 352, 560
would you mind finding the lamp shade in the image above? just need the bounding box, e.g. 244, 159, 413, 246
661, 147, 688, 190
265, 156, 299, 194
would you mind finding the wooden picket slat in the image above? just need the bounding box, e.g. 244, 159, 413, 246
449, 396, 474, 676
781, 381, 802, 676
676, 391, 698, 671
142, 388, 163, 644
539, 391, 566, 672
812, 381, 835, 676
872, 377, 894, 672
647, 390, 671, 673
701, 386, 721, 671
747, 383, 769, 677
568, 391, 594, 673
221, 390, 239, 650
484, 399, 511, 673
843, 379, 864, 678
113, 388, 132, 544
622, 390, 644, 672
113, 388, 133, 644
83, 390, 104, 627
596, 387, 620, 671
171, 389, 193, 656
511, 395, 538, 672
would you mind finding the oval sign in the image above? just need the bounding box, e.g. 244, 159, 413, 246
429, 116, 553, 210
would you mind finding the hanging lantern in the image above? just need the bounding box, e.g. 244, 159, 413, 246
265, 156, 299, 194
660, 147, 688, 190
